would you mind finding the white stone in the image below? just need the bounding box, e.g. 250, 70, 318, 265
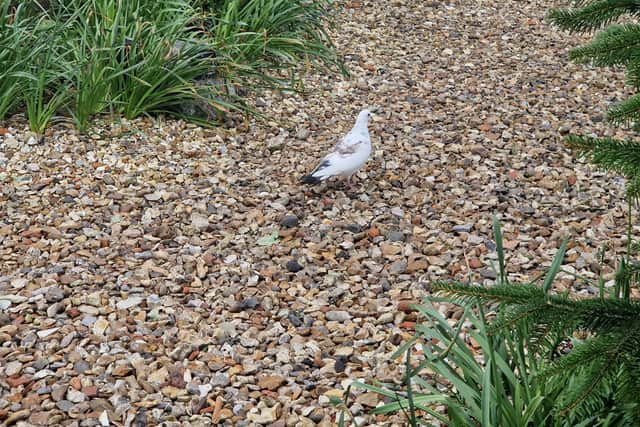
116, 296, 143, 310
11, 278, 28, 289
37, 327, 59, 338
5, 361, 22, 376
93, 318, 109, 336
191, 213, 209, 231
67, 388, 86, 403
99, 411, 110, 427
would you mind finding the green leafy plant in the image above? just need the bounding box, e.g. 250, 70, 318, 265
351, 301, 570, 426
1, 0, 347, 132
429, 214, 639, 424
433, 277, 640, 424
0, 3, 48, 119
351, 215, 639, 426
349, 217, 571, 426
211, 0, 348, 93
15, 41, 70, 135
21, 74, 69, 136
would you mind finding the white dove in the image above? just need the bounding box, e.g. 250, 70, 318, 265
301, 109, 372, 188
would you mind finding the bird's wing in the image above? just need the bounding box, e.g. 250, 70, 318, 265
308, 140, 366, 180
331, 138, 363, 156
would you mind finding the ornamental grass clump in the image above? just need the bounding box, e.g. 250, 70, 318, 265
0, 0, 346, 133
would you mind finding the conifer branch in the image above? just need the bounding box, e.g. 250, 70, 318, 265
548, 0, 639, 33
608, 94, 640, 125
566, 135, 640, 177
569, 23, 640, 66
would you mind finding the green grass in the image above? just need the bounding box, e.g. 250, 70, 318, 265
212, 0, 347, 91
0, 3, 49, 120
0, 0, 347, 134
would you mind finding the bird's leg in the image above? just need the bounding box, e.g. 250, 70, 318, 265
346, 175, 354, 189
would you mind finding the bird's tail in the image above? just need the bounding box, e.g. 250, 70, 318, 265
300, 174, 322, 185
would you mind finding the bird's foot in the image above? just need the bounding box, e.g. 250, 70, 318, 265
346, 176, 355, 189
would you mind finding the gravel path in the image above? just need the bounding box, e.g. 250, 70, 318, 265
0, 0, 633, 426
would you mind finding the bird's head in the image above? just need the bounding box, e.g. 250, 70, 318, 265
356, 109, 372, 126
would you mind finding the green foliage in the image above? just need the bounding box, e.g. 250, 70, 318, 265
13, 28, 70, 135
566, 131, 640, 204
548, 0, 640, 204
348, 222, 569, 426
569, 24, 640, 67
353, 217, 640, 425
432, 283, 640, 424
431, 214, 640, 425
548, 0, 640, 34
0, 3, 48, 120
211, 0, 347, 91
0, 0, 346, 133
350, 299, 565, 426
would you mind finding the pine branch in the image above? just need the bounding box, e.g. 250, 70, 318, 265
574, 298, 640, 329
539, 334, 620, 379
433, 282, 640, 337
555, 329, 640, 419
572, 0, 611, 6
625, 59, 640, 88
432, 282, 546, 305
566, 134, 640, 178
526, 309, 582, 354
617, 355, 640, 417
608, 93, 640, 125
486, 302, 545, 335
548, 0, 640, 34
569, 23, 640, 66
558, 359, 613, 416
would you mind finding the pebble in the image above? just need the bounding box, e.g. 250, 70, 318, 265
211, 373, 231, 387
280, 215, 299, 228
257, 375, 285, 392
99, 411, 110, 426
56, 400, 74, 412
325, 311, 352, 322
74, 360, 90, 374
386, 231, 405, 242
247, 403, 280, 424
4, 409, 30, 424
391, 207, 405, 218
81, 316, 97, 327
52, 384, 67, 401
230, 298, 259, 312
389, 259, 408, 274
214, 322, 237, 342
191, 213, 210, 231
47, 302, 63, 317
116, 296, 143, 310
5, 361, 22, 376
37, 328, 59, 339
356, 392, 379, 407
92, 318, 109, 336
286, 259, 304, 273
11, 278, 28, 289
452, 224, 473, 233
67, 389, 85, 403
